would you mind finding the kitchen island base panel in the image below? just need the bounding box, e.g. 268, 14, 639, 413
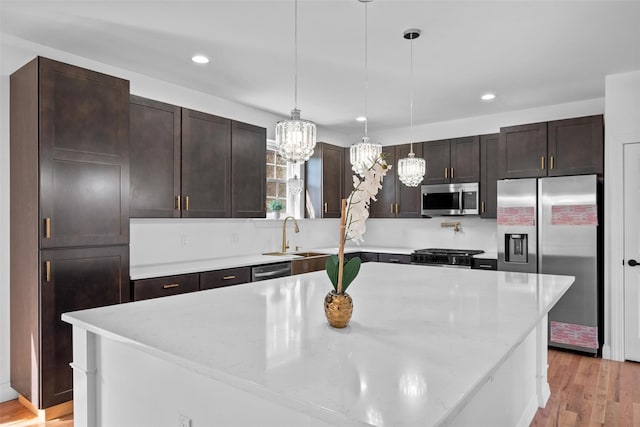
72, 327, 337, 427
69, 319, 550, 427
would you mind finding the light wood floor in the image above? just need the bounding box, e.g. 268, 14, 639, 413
1, 349, 640, 426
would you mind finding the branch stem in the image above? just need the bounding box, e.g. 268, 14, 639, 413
337, 199, 347, 294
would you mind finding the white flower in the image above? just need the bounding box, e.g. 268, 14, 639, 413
343, 156, 390, 244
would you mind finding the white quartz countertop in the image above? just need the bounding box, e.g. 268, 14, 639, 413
64, 263, 572, 426
130, 246, 417, 280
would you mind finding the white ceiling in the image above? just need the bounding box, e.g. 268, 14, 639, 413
2, 1, 639, 136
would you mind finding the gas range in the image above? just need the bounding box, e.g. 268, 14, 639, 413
411, 248, 485, 268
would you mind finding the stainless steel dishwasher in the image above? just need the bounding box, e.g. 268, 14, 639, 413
251, 262, 291, 281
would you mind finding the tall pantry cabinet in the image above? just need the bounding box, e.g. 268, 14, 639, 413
10, 57, 130, 412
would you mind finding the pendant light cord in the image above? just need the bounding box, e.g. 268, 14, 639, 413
409, 35, 414, 154
294, 0, 298, 110
364, 0, 368, 138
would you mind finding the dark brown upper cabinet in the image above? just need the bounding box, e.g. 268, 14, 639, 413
231, 121, 267, 218
394, 143, 424, 218
422, 137, 480, 185
369, 146, 397, 218
130, 97, 266, 218
306, 142, 344, 218
368, 144, 422, 218
498, 122, 548, 179
479, 134, 499, 219
129, 96, 181, 218
498, 116, 603, 179
181, 108, 232, 218
547, 115, 603, 176
344, 147, 355, 201
36, 57, 130, 248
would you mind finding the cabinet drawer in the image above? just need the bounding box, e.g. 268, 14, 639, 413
359, 252, 379, 263
471, 258, 498, 270
378, 253, 411, 264
200, 267, 251, 290
132, 273, 199, 301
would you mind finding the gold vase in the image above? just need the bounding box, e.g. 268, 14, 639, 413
324, 291, 353, 328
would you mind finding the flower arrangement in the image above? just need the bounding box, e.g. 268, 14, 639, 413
326, 154, 391, 294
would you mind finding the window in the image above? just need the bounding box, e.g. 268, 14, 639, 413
266, 147, 288, 212
266, 141, 304, 218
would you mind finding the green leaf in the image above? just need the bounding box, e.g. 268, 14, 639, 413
325, 255, 339, 291
341, 257, 361, 293
325, 255, 361, 293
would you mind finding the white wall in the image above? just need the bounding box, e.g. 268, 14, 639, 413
130, 217, 497, 267
603, 70, 640, 361
361, 98, 604, 146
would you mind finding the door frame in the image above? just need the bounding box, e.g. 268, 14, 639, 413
606, 139, 640, 361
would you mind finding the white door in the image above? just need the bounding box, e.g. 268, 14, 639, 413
624, 142, 640, 361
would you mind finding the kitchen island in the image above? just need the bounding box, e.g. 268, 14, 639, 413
62, 263, 573, 427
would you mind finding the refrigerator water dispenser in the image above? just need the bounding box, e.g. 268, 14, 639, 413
506, 234, 528, 263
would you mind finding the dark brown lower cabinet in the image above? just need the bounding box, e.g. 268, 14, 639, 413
471, 258, 498, 270
132, 273, 199, 301
359, 252, 379, 263
378, 253, 412, 264
200, 267, 251, 290
37, 246, 128, 408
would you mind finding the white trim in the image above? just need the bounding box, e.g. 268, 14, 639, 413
605, 136, 640, 361
1, 381, 18, 403
605, 136, 626, 360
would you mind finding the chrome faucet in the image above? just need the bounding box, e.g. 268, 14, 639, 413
281, 216, 300, 253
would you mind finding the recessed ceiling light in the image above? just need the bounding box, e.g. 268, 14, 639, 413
356, 116, 367, 122
481, 93, 496, 101
192, 55, 210, 64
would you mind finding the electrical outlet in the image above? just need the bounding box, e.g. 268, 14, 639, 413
180, 235, 188, 247
178, 414, 191, 427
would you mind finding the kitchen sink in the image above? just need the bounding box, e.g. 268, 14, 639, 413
264, 251, 329, 258
263, 251, 331, 275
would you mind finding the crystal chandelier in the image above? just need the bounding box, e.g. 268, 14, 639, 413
398, 28, 426, 187
275, 0, 316, 163
350, 0, 382, 177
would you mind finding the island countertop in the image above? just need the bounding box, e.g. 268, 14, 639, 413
63, 263, 573, 426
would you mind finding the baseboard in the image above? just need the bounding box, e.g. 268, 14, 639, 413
18, 394, 73, 421
0, 381, 18, 403
516, 394, 540, 427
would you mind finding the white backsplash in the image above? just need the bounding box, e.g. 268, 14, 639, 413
130, 216, 497, 266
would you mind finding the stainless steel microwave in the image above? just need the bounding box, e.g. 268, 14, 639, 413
421, 182, 479, 216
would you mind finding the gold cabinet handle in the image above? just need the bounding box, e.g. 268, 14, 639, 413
44, 218, 51, 239
163, 283, 180, 289
185, 196, 190, 211
444, 167, 448, 179
324, 202, 328, 213
451, 167, 454, 179
177, 195, 181, 210
481, 201, 486, 213
223, 275, 236, 280
550, 156, 554, 170
389, 258, 400, 263
390, 204, 394, 214
45, 260, 51, 282
541, 156, 545, 170
395, 203, 399, 214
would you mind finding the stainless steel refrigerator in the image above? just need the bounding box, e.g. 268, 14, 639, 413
497, 175, 602, 354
